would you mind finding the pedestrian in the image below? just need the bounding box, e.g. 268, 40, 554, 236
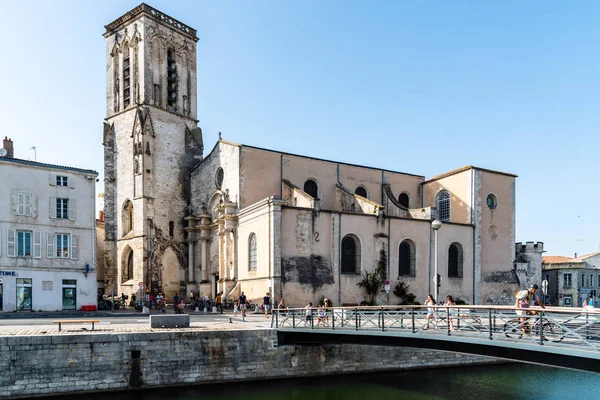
317, 305, 325, 326
173, 293, 180, 313
239, 292, 247, 317
424, 294, 436, 330
304, 302, 313, 327
216, 292, 223, 313
263, 292, 271, 318
156, 292, 164, 313
233, 300, 240, 317
323, 298, 330, 324
278, 298, 286, 316
444, 295, 457, 332
190, 290, 195, 303
178, 299, 185, 314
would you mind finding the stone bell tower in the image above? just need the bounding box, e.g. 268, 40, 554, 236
102, 4, 203, 298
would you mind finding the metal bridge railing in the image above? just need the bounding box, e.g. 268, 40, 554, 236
272, 305, 600, 351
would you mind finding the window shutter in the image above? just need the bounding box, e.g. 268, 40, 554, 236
33, 231, 42, 259
25, 194, 32, 216
71, 234, 78, 260
10, 193, 18, 215
49, 197, 56, 219
68, 199, 76, 220
17, 193, 24, 215
49, 174, 56, 186
7, 229, 15, 258
46, 233, 55, 258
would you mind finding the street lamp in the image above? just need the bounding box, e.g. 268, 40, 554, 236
432, 219, 442, 303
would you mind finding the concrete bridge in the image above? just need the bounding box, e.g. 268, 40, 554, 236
273, 305, 600, 373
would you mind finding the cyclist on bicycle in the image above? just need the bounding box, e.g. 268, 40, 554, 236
515, 284, 545, 332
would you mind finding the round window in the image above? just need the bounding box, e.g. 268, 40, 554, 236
486, 194, 498, 210
215, 168, 224, 188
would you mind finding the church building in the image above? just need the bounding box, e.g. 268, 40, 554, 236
103, 4, 519, 306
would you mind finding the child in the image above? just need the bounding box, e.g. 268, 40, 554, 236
178, 299, 185, 314
317, 305, 325, 326
233, 300, 239, 317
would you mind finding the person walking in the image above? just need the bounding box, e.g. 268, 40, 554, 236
424, 294, 436, 329
233, 300, 240, 318
216, 292, 223, 313
304, 302, 313, 327
444, 295, 457, 332
239, 292, 247, 318
263, 292, 271, 318
173, 293, 180, 314
278, 298, 286, 316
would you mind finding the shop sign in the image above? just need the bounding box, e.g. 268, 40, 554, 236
0, 271, 17, 277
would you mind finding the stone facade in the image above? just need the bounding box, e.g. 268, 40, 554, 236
0, 329, 498, 398
102, 4, 203, 299
0, 150, 98, 312
102, 4, 524, 307
542, 251, 600, 307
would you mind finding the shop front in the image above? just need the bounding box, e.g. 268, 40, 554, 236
0, 269, 96, 312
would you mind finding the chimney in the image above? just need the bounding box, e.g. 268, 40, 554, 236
575, 252, 578, 258
99, 210, 105, 222
2, 137, 13, 158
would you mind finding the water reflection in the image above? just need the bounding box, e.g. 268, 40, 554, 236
42, 363, 596, 400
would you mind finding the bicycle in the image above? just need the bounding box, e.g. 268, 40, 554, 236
503, 315, 566, 342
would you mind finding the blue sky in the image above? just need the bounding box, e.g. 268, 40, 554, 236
1, 0, 598, 257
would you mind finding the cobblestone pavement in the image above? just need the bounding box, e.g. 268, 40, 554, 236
0, 314, 274, 336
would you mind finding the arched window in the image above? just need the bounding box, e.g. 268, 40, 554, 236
355, 187, 367, 198
398, 239, 415, 277
167, 49, 177, 108
398, 193, 410, 208
122, 200, 133, 236
304, 179, 318, 199
127, 251, 134, 281
437, 191, 450, 221
448, 242, 463, 278
169, 221, 174, 237
122, 43, 131, 108
122, 246, 133, 283
341, 234, 360, 274
248, 233, 257, 271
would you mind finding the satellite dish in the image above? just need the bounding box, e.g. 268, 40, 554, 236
0, 148, 7, 157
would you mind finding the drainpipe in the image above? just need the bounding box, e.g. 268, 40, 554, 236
471, 169, 476, 305
337, 164, 342, 306
279, 154, 283, 199
381, 170, 385, 205
338, 213, 342, 306
387, 215, 391, 305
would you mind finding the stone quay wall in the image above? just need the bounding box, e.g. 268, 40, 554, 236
0, 329, 498, 398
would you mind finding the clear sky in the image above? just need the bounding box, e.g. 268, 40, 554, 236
1, 0, 598, 257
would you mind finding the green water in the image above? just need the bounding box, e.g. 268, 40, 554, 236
46, 363, 597, 400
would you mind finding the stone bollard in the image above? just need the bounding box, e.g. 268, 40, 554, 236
195, 307, 199, 312
204, 307, 207, 313
212, 306, 217, 313
142, 306, 149, 314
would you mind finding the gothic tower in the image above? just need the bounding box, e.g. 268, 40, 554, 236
102, 4, 203, 297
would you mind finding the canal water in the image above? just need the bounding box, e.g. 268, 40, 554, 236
45, 363, 595, 400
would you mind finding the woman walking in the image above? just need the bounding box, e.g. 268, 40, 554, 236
424, 294, 436, 330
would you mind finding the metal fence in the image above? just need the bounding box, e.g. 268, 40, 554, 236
272, 305, 600, 351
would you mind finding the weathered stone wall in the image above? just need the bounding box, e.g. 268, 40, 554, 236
0, 329, 497, 399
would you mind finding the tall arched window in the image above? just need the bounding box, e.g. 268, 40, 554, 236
248, 233, 257, 271
122, 43, 131, 108
122, 246, 133, 283
167, 49, 177, 108
448, 242, 463, 278
341, 234, 360, 274
398, 193, 410, 208
304, 179, 318, 199
169, 221, 174, 237
127, 251, 134, 281
437, 191, 450, 221
398, 239, 415, 277
355, 187, 367, 198
122, 200, 134, 236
